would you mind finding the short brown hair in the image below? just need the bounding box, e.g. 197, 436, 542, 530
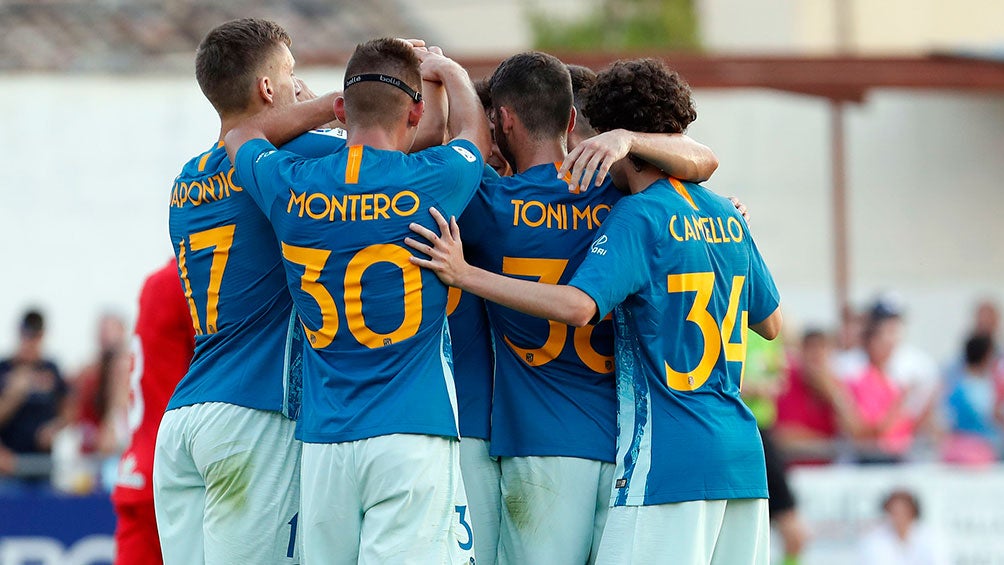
343, 38, 423, 130
195, 18, 291, 115
489, 52, 572, 140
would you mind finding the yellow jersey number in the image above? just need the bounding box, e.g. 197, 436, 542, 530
500, 257, 613, 374
177, 225, 235, 335
282, 243, 423, 349
665, 273, 747, 391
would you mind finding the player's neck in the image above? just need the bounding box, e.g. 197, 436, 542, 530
624, 165, 665, 195
218, 111, 257, 144
512, 137, 566, 174
346, 126, 406, 152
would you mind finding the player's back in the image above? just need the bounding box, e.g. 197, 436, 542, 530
167, 130, 347, 415
576, 177, 779, 506
233, 138, 484, 444
462, 163, 619, 462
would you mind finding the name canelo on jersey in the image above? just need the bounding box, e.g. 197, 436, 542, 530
669, 213, 745, 244
169, 168, 243, 208
510, 199, 611, 231
286, 189, 421, 222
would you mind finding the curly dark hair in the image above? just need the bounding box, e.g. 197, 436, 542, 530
584, 58, 696, 135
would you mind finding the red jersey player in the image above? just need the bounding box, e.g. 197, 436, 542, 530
111, 260, 194, 564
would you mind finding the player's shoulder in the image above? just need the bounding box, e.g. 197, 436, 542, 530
408, 139, 481, 168
177, 142, 228, 180
281, 128, 349, 158
145, 260, 182, 293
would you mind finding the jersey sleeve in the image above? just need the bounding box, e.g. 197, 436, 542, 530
281, 128, 348, 158
568, 201, 653, 320
745, 230, 781, 325
411, 139, 485, 219
232, 138, 302, 214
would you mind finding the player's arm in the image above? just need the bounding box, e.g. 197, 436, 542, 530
411, 78, 447, 151
559, 129, 719, 192
750, 307, 783, 340
406, 208, 598, 327
413, 50, 491, 159
225, 92, 338, 163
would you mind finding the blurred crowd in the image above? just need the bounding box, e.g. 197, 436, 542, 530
756, 295, 1004, 467
0, 308, 132, 492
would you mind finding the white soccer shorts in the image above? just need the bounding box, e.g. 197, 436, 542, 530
153, 402, 302, 565
595, 498, 770, 565
300, 433, 475, 565
496, 455, 615, 565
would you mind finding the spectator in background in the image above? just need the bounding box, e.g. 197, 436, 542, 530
838, 295, 942, 458
847, 304, 917, 462
857, 489, 947, 565
113, 260, 195, 565
0, 310, 70, 478
775, 329, 860, 464
941, 334, 1002, 463
972, 299, 1000, 340
73, 312, 131, 455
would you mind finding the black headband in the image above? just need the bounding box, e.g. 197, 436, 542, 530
344, 73, 422, 103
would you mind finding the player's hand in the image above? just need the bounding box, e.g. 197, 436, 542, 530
729, 196, 750, 222
406, 207, 469, 287
295, 76, 315, 102
558, 128, 633, 193
414, 48, 459, 84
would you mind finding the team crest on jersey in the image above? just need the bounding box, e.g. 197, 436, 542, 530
590, 235, 609, 256
452, 145, 477, 163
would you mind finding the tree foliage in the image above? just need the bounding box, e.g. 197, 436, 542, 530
530, 0, 701, 52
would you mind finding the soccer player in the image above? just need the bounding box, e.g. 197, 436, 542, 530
456, 51, 719, 564
225, 39, 490, 563
154, 19, 352, 565
407, 58, 783, 565
112, 260, 194, 565
566, 64, 598, 152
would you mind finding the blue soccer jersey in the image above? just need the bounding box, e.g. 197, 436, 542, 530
233, 138, 484, 444
167, 129, 348, 416
569, 178, 780, 506
461, 162, 619, 462
447, 287, 493, 440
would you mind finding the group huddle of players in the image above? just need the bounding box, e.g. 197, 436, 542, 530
112, 16, 782, 565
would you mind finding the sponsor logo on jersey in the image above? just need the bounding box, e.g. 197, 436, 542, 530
590, 235, 609, 256
452, 145, 477, 163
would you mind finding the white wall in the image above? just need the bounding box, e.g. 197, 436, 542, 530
1, 73, 1002, 370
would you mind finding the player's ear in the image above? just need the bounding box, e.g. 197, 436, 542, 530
407, 100, 424, 129
498, 106, 516, 135
333, 96, 347, 125
567, 106, 577, 135
257, 76, 274, 104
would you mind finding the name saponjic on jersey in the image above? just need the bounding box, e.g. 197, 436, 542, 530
169, 167, 243, 208
670, 213, 745, 245
285, 188, 421, 222
509, 199, 611, 231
